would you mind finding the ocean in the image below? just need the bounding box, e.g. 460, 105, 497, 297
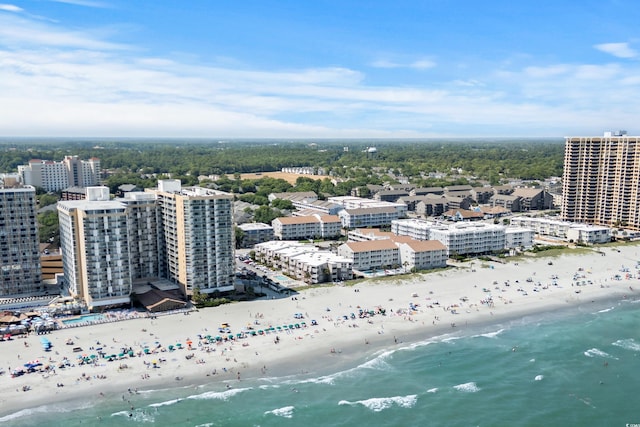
3, 297, 639, 427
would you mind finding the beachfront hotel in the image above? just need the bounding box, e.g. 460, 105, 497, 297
0, 183, 42, 297
18, 156, 101, 192
562, 131, 640, 230
58, 187, 135, 310
148, 180, 235, 297
57, 181, 235, 310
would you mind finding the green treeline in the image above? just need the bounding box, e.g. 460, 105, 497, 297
0, 138, 564, 187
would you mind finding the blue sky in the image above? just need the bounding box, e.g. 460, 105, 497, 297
1, 0, 639, 138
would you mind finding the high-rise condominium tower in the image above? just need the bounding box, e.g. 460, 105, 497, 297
0, 184, 42, 297
18, 156, 101, 192
561, 131, 640, 230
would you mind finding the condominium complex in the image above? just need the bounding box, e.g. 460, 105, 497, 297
272, 214, 341, 240
58, 187, 133, 310
0, 184, 42, 297
562, 132, 640, 230
254, 241, 353, 284
58, 181, 235, 310
18, 156, 101, 192
149, 180, 235, 296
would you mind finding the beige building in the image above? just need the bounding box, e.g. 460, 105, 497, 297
149, 180, 235, 296
562, 133, 640, 230
272, 214, 341, 240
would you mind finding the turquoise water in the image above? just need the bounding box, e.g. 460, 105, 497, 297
3, 298, 639, 426
61, 314, 106, 325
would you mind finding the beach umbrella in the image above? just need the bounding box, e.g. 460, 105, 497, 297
276, 326, 282, 331
144, 348, 150, 354
168, 345, 174, 351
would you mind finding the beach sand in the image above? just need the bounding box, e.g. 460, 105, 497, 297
1, 245, 639, 417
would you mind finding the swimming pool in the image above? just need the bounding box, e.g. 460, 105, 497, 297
61, 314, 106, 325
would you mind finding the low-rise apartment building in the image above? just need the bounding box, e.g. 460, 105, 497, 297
509, 216, 611, 244
272, 214, 341, 240
254, 241, 352, 284
338, 207, 401, 229
237, 223, 274, 247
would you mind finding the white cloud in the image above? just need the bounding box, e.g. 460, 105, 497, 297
3, 9, 640, 137
47, 0, 109, 8
0, 4, 22, 12
0, 14, 129, 50
594, 42, 637, 58
371, 58, 435, 70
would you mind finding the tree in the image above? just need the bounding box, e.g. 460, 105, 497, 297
271, 199, 294, 210
234, 227, 245, 249
37, 210, 60, 245
37, 193, 59, 208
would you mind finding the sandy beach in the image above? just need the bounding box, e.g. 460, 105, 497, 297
1, 244, 639, 418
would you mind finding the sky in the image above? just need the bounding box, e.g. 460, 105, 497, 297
1, 0, 639, 138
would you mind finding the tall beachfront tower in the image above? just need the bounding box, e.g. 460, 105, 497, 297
562, 131, 640, 230
58, 187, 133, 310
0, 184, 42, 297
149, 180, 235, 297
18, 156, 101, 192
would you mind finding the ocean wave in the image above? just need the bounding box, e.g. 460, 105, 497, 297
264, 406, 295, 418
453, 382, 480, 393
338, 394, 417, 412
356, 349, 394, 371
0, 400, 94, 423
596, 307, 615, 313
472, 328, 505, 339
583, 348, 618, 359
187, 387, 252, 401
113, 408, 156, 422
148, 398, 183, 408
289, 350, 395, 386
426, 388, 438, 393
534, 375, 544, 381
612, 338, 640, 352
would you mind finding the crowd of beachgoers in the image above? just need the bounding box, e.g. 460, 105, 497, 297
1, 245, 639, 417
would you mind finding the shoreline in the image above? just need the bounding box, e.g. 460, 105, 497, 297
1, 245, 639, 420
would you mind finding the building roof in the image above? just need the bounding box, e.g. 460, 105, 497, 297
343, 239, 399, 253
402, 240, 447, 252
270, 191, 317, 201
512, 187, 544, 198
442, 209, 484, 219
478, 205, 510, 215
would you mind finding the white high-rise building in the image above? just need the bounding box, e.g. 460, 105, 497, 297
19, 156, 101, 192
0, 184, 42, 297
58, 187, 133, 310
58, 181, 235, 310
